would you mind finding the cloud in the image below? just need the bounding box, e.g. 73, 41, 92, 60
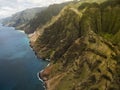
0, 0, 72, 19
0, 7, 17, 18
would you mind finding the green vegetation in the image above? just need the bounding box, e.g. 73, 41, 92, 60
32, 0, 120, 90
2, 2, 71, 34
25, 2, 71, 34
2, 7, 46, 30
2, 0, 120, 89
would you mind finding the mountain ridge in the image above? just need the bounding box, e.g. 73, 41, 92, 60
1, 0, 120, 89
31, 0, 120, 90
1, 7, 46, 29
1, 2, 71, 34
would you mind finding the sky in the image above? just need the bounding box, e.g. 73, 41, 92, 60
0, 0, 72, 19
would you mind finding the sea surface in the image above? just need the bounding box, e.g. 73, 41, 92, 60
0, 23, 48, 90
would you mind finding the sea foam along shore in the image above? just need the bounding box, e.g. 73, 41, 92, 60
18, 30, 25, 33
1, 23, 50, 89
37, 72, 46, 89
22, 28, 51, 90
37, 63, 51, 90
28, 29, 51, 90
37, 63, 50, 82
21, 29, 51, 90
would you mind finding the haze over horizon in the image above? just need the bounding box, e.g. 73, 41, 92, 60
0, 0, 72, 19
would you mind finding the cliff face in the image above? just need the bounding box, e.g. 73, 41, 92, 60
25, 2, 71, 34
2, 2, 71, 34
32, 0, 120, 90
2, 7, 46, 30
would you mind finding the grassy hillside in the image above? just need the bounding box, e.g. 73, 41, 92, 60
32, 0, 120, 90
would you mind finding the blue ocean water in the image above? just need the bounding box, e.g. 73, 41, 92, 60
0, 24, 48, 90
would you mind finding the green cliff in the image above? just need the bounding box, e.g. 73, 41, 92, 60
2, 2, 71, 34
25, 2, 72, 34
32, 0, 120, 90
2, 7, 46, 30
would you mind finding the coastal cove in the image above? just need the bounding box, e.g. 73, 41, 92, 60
0, 23, 48, 90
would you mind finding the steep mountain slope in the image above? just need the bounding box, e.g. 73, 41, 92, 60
2, 7, 46, 30
24, 2, 72, 34
32, 0, 120, 90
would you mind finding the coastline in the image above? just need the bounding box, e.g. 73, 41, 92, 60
28, 31, 63, 90
18, 29, 50, 90
0, 24, 50, 90
37, 65, 51, 90
1, 23, 50, 90
28, 34, 50, 90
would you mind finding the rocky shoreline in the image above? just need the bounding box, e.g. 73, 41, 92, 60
38, 65, 52, 90
28, 33, 51, 90
31, 48, 50, 90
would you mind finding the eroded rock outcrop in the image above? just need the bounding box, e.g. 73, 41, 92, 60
32, 0, 120, 90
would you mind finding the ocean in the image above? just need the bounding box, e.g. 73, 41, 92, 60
0, 24, 47, 90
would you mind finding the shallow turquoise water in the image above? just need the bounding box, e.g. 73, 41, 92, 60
0, 24, 48, 90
